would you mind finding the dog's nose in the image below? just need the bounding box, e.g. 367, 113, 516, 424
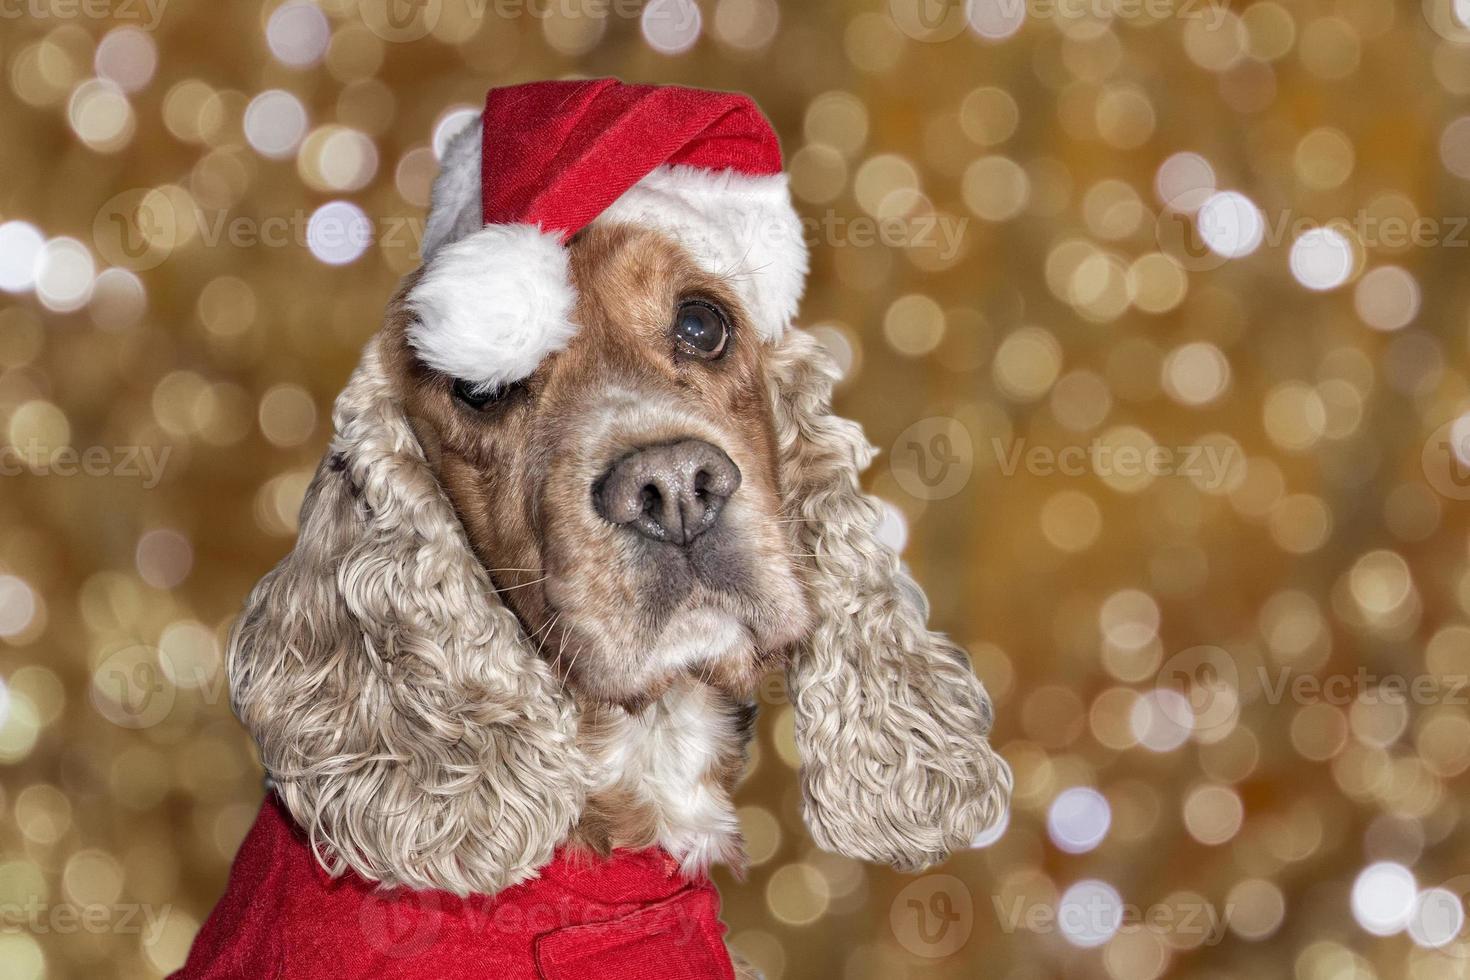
595, 440, 742, 545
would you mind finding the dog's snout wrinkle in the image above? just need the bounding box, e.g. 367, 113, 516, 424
595, 439, 741, 546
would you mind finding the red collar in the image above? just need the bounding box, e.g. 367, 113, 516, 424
171, 796, 735, 980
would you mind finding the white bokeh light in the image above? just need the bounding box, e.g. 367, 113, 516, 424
1131, 689, 1194, 752
244, 90, 309, 159
0, 575, 37, 639
875, 500, 909, 553
642, 0, 703, 54
1351, 862, 1417, 936
1047, 787, 1111, 854
972, 807, 1009, 849
1441, 116, 1470, 180
266, 1, 331, 68
1288, 227, 1354, 291
0, 221, 45, 293
1163, 341, 1231, 406
1099, 589, 1160, 650
1155, 152, 1217, 212
1452, 414, 1470, 467
316, 127, 379, 192
1405, 887, 1464, 946
135, 528, 194, 590
969, 0, 1027, 41
1058, 880, 1124, 948
1408, 887, 1466, 949
1196, 191, 1264, 258
1353, 265, 1419, 331
306, 201, 373, 266
35, 237, 97, 312
89, 267, 147, 331
807, 324, 855, 381
433, 105, 480, 160
68, 78, 134, 152
94, 26, 157, 93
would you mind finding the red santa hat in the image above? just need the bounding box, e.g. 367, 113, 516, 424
409, 79, 808, 390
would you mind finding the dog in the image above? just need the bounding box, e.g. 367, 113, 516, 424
174, 80, 1009, 980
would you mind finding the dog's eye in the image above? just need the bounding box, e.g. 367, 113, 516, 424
451, 378, 508, 410
672, 300, 729, 359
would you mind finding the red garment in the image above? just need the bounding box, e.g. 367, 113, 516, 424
171, 796, 735, 980
479, 79, 784, 238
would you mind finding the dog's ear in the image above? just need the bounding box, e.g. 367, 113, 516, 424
766, 328, 1012, 871
227, 340, 585, 897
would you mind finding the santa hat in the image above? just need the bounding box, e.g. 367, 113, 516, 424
409, 79, 808, 390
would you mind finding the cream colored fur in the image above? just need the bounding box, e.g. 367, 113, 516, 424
227, 345, 586, 896
767, 328, 1013, 869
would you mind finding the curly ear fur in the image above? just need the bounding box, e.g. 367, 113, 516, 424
768, 329, 1012, 871
227, 341, 586, 896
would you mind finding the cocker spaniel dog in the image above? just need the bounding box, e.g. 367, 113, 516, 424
174, 80, 1009, 980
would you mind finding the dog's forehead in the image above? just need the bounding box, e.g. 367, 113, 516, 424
566, 226, 755, 355
568, 224, 731, 301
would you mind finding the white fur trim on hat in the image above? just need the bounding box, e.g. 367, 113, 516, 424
405, 223, 577, 390
420, 119, 484, 262
595, 164, 807, 341
419, 118, 807, 342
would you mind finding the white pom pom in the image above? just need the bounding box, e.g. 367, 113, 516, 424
406, 223, 578, 389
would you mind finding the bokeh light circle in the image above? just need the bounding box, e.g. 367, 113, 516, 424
1288, 227, 1354, 291
306, 201, 373, 266
1058, 880, 1125, 948
1351, 862, 1417, 936
1047, 787, 1111, 854
1196, 191, 1264, 259
266, 2, 331, 68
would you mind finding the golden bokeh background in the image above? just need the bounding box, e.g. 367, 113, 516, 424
3, 0, 1470, 977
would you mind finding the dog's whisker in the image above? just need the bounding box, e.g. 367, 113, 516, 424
492, 576, 549, 594
560, 624, 588, 691
756, 518, 877, 527
525, 612, 559, 645
530, 612, 563, 688
777, 548, 891, 563
714, 237, 765, 283
729, 260, 771, 280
